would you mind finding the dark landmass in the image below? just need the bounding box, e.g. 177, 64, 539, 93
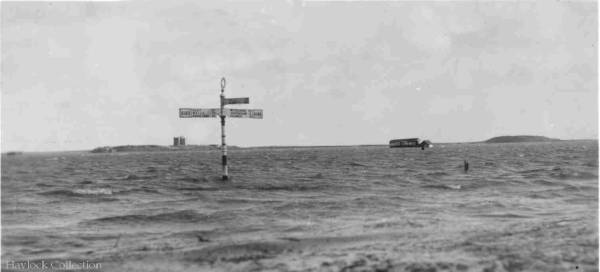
244, 144, 387, 150
484, 135, 560, 144
3, 151, 24, 156
91, 144, 389, 153
89, 136, 566, 153
90, 145, 239, 153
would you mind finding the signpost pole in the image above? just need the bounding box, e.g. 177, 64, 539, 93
179, 77, 261, 180
220, 77, 228, 181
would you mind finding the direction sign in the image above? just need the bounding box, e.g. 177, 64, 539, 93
247, 109, 263, 119
228, 109, 263, 119
178, 77, 264, 181
223, 97, 249, 105
179, 108, 220, 118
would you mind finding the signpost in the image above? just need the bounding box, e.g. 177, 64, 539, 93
179, 108, 263, 118
228, 109, 263, 119
223, 97, 250, 105
179, 77, 263, 181
179, 108, 220, 118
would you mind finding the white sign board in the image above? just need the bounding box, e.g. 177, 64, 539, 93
227, 109, 263, 119
179, 108, 221, 118
223, 97, 250, 105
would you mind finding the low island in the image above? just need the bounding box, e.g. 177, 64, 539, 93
3, 151, 24, 156
484, 135, 560, 144
88, 135, 564, 153
90, 144, 238, 153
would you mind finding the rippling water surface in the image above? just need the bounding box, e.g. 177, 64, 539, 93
1, 141, 598, 271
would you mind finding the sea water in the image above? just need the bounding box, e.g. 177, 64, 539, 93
1, 141, 597, 271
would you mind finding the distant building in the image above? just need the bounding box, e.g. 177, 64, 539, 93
389, 138, 432, 149
173, 136, 186, 146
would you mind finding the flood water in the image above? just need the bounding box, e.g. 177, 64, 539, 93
1, 141, 598, 271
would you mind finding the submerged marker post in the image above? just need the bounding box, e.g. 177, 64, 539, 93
178, 77, 263, 181
220, 78, 228, 180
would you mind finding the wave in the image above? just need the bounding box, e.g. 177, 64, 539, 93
519, 168, 548, 174
455, 201, 507, 210
549, 169, 597, 180
37, 188, 118, 203
309, 173, 324, 179
474, 213, 531, 219
515, 166, 598, 181
527, 189, 568, 199
83, 210, 206, 225
531, 179, 559, 186
175, 186, 219, 191
251, 184, 329, 192
72, 188, 112, 195
584, 161, 598, 167
421, 184, 462, 190
2, 235, 40, 247
177, 177, 210, 183
115, 187, 161, 195
166, 230, 213, 243
275, 200, 343, 211
19, 248, 59, 255
322, 260, 471, 272
77, 234, 120, 241
39, 188, 113, 197
183, 241, 287, 263
559, 184, 598, 192
426, 171, 450, 177
118, 174, 154, 181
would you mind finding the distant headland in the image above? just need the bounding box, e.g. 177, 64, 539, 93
2, 135, 578, 155
90, 145, 239, 153
87, 136, 564, 153
484, 135, 560, 143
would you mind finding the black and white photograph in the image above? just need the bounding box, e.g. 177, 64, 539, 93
1, 1, 598, 271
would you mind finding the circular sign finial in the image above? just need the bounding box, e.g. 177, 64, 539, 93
221, 77, 226, 90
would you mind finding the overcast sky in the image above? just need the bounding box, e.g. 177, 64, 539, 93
1, 1, 597, 151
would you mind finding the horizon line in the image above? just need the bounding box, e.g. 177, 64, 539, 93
3, 137, 598, 154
